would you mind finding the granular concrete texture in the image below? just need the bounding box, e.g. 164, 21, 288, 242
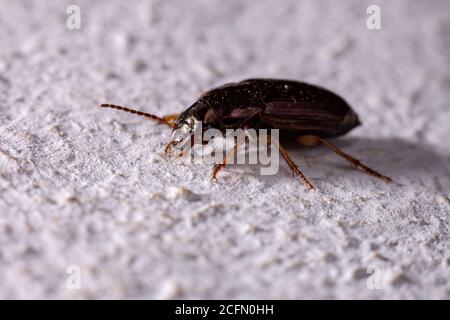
0, 0, 449, 299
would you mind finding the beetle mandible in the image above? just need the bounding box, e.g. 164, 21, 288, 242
100, 78, 391, 191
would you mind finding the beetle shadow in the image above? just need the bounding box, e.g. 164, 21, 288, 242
235, 137, 450, 193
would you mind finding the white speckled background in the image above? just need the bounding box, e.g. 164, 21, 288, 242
0, 0, 449, 299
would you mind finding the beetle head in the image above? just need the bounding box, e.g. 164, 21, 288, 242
169, 100, 209, 150
170, 117, 200, 150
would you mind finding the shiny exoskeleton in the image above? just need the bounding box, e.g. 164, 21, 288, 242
176, 78, 360, 139
101, 78, 391, 191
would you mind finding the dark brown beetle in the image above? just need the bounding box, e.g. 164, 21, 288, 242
101, 78, 391, 191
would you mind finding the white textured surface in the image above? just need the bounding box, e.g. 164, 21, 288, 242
0, 0, 449, 299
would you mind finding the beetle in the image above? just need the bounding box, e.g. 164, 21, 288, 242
100, 78, 391, 191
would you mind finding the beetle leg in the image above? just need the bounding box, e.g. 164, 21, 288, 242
211, 134, 246, 182
164, 140, 180, 157
318, 138, 392, 182
273, 139, 316, 191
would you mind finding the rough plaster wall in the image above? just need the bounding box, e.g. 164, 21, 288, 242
0, 0, 449, 299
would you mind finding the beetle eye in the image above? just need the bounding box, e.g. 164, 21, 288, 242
186, 118, 196, 129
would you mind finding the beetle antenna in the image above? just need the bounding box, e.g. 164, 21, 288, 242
100, 103, 174, 128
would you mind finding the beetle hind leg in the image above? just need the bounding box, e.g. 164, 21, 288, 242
318, 138, 392, 182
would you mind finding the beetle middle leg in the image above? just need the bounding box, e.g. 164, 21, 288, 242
272, 137, 316, 191
317, 137, 392, 182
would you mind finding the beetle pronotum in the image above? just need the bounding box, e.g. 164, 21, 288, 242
100, 78, 392, 191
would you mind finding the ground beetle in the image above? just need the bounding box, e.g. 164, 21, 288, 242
101, 78, 391, 191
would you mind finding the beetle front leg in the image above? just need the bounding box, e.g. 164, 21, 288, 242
164, 140, 177, 156
211, 134, 246, 181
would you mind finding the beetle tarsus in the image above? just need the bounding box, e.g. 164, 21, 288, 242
318, 138, 392, 183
